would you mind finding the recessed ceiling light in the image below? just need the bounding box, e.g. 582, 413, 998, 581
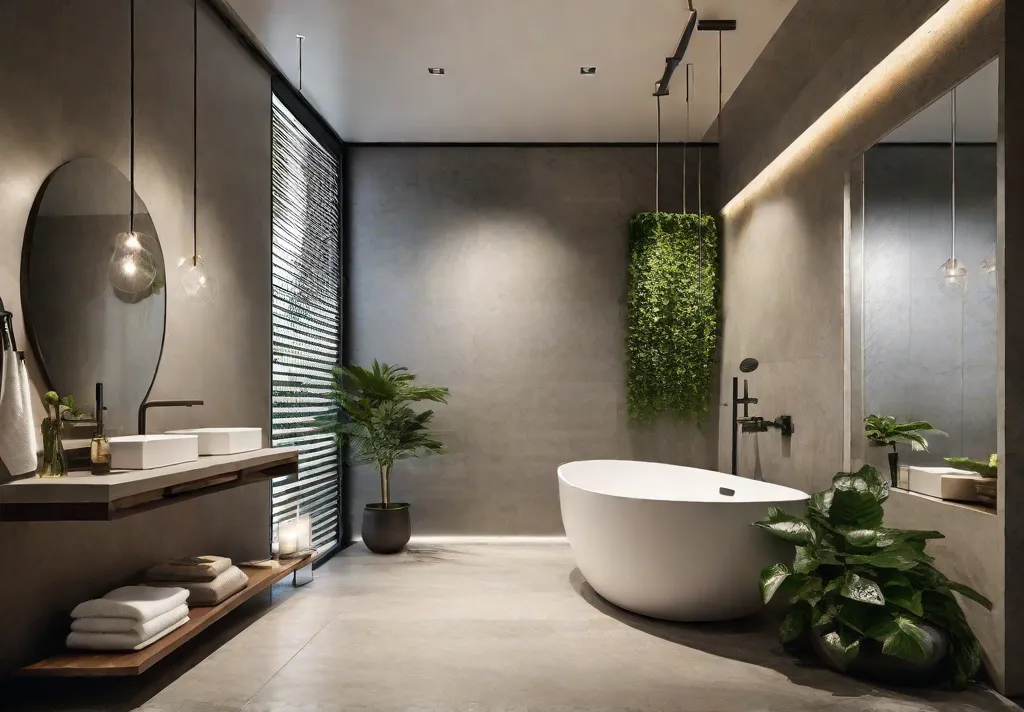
580, 67, 597, 75
428, 67, 445, 76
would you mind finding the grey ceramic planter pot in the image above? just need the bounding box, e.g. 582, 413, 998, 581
812, 623, 949, 687
362, 503, 411, 555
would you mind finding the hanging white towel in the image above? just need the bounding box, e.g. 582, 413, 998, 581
71, 586, 189, 621
16, 356, 38, 459
66, 615, 189, 651
0, 349, 37, 477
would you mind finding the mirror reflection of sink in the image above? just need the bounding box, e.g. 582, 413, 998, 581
166, 428, 263, 456
109, 434, 200, 470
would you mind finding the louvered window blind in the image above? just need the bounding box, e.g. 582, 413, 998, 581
270, 93, 341, 553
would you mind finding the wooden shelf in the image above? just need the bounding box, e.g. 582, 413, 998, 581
0, 448, 298, 521
19, 555, 313, 677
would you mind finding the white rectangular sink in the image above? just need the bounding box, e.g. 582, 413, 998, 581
109, 434, 200, 470
907, 466, 984, 501
166, 427, 263, 456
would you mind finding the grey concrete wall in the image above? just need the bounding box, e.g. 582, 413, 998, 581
861, 145, 998, 467
349, 145, 719, 535
0, 0, 272, 673
883, 490, 1000, 686
715, 0, 1007, 691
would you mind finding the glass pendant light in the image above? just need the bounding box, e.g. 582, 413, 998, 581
177, 0, 218, 305
110, 0, 159, 300
937, 86, 968, 299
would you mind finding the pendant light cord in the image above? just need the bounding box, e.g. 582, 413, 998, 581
193, 0, 199, 266
684, 64, 692, 214
698, 142, 703, 296
129, 0, 135, 234
951, 86, 957, 260
655, 89, 662, 214
717, 30, 723, 140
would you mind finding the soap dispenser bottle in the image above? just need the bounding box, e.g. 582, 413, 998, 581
90, 382, 111, 475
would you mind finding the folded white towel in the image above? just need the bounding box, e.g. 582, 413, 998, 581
67, 615, 189, 651
71, 586, 189, 621
0, 350, 38, 476
70, 603, 189, 637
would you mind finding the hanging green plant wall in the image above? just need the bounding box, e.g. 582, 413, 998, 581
627, 212, 719, 425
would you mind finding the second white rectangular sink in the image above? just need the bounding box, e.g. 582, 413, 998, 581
109, 434, 200, 470
167, 427, 263, 456
907, 466, 984, 501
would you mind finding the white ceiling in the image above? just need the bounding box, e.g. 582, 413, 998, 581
226, 0, 796, 143
881, 59, 999, 143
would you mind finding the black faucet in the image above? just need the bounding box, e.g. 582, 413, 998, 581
138, 400, 204, 435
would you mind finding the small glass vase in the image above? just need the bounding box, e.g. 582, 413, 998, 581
39, 415, 67, 478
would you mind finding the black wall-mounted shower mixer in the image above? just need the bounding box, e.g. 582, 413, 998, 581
738, 415, 795, 436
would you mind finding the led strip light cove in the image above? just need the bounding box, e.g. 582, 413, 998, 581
721, 0, 999, 217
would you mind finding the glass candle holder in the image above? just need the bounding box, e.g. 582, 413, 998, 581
278, 514, 312, 557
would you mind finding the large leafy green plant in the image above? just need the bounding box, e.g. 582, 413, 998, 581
627, 212, 718, 425
323, 361, 449, 508
754, 465, 991, 689
864, 414, 945, 454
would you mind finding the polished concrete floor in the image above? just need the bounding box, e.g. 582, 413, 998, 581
8, 543, 1017, 711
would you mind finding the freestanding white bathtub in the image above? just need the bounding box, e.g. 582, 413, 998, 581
558, 460, 809, 622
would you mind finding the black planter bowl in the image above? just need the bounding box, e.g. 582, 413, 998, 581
362, 503, 411, 555
811, 624, 949, 688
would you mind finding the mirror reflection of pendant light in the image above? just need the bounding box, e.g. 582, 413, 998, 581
177, 0, 218, 304
981, 248, 997, 290
937, 86, 968, 299
109, 0, 159, 298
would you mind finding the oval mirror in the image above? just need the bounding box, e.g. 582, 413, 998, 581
23, 158, 166, 435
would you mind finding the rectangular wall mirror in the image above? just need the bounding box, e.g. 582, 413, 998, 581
848, 58, 999, 497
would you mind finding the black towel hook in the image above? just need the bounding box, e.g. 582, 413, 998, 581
0, 310, 18, 352
0, 293, 17, 352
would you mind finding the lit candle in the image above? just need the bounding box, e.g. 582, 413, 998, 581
279, 519, 298, 556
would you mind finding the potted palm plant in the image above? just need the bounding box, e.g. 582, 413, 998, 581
754, 465, 991, 689
864, 415, 945, 487
324, 361, 449, 554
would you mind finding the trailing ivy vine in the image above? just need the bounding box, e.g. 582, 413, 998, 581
627, 212, 719, 425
